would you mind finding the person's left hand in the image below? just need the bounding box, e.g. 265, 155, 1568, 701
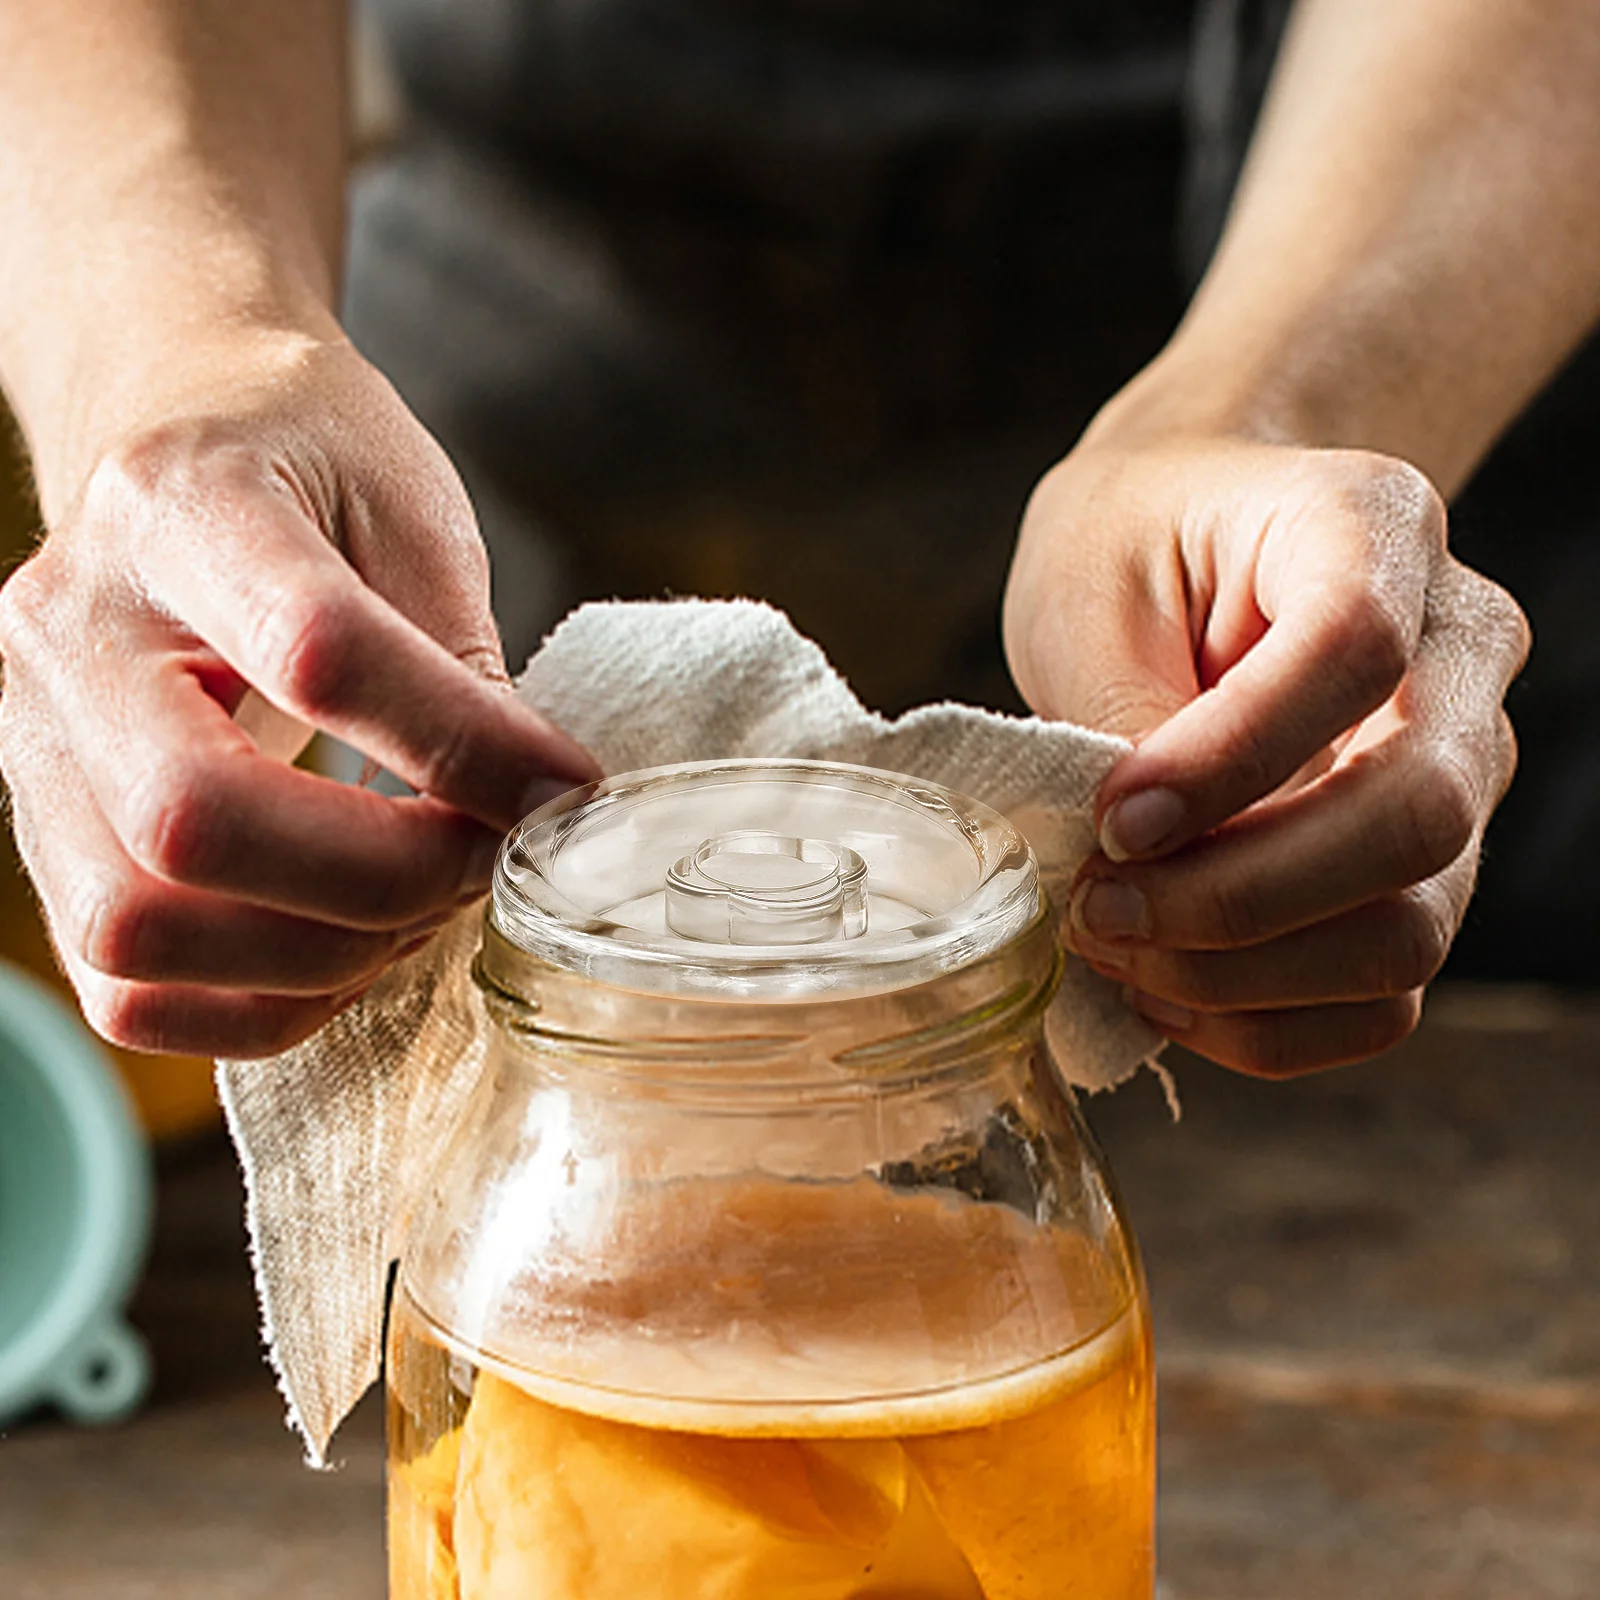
1005, 424, 1529, 1076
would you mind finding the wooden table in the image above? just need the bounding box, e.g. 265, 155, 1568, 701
3, 984, 1597, 1598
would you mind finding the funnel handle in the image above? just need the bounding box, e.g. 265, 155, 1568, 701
52, 1315, 151, 1425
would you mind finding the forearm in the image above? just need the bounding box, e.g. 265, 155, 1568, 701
1113, 0, 1600, 497
0, 1, 347, 519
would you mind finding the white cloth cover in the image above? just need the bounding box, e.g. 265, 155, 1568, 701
217, 598, 1163, 1463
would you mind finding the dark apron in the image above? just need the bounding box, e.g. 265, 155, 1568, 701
346, 0, 1600, 982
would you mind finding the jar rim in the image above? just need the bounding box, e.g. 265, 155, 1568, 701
472, 909, 1063, 1103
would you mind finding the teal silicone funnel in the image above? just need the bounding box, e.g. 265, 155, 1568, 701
0, 961, 153, 1427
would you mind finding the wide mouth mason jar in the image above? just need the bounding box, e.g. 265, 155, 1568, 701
386, 759, 1154, 1599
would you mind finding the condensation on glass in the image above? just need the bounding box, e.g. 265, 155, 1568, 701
387, 759, 1155, 1599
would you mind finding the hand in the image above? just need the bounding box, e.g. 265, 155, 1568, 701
0, 334, 598, 1057
1005, 428, 1529, 1076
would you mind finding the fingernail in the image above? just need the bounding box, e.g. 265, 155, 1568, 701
1071, 878, 1151, 942
462, 828, 504, 892
1102, 787, 1185, 862
1122, 987, 1196, 1035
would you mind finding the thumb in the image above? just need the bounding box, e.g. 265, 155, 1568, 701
1091, 466, 1435, 864
333, 420, 603, 814
1008, 558, 1203, 873
345, 443, 513, 686
1007, 557, 1198, 746
1050, 602, 1197, 855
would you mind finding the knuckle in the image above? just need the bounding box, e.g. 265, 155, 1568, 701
121, 759, 222, 883
327, 934, 393, 988
77, 977, 165, 1053
1321, 583, 1412, 706
1451, 565, 1531, 674
1077, 679, 1168, 740
79, 436, 163, 517
78, 426, 200, 539
1394, 750, 1478, 880
284, 924, 394, 990
1506, 605, 1533, 675
80, 425, 288, 573
251, 589, 358, 718
92, 426, 184, 497
87, 421, 249, 506
71, 880, 157, 977
78, 976, 324, 1058
1018, 456, 1075, 534
1351, 454, 1447, 550
1368, 992, 1425, 1057
1483, 579, 1532, 671
1381, 895, 1453, 992
0, 554, 54, 659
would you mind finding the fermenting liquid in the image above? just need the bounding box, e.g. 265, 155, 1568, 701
387, 1178, 1154, 1600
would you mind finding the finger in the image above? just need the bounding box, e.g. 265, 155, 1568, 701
1075, 864, 1471, 1011
1349, 560, 1529, 788
2, 692, 459, 993
129, 478, 598, 826
67, 958, 366, 1058
5, 702, 425, 1054
1119, 988, 1424, 1079
33, 629, 512, 927
1070, 580, 1520, 952
1096, 459, 1445, 861
1071, 728, 1478, 951
87, 896, 453, 993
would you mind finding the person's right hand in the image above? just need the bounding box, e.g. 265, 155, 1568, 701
0, 333, 599, 1058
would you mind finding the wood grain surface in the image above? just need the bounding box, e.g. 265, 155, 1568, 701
1094, 987, 1600, 1599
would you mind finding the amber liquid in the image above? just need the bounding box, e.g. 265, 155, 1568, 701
387, 1182, 1154, 1599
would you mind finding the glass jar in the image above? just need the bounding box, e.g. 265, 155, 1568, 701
386, 759, 1153, 1600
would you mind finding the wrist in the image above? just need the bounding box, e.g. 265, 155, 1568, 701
1083, 294, 1494, 500
7, 252, 343, 522
1077, 334, 1331, 461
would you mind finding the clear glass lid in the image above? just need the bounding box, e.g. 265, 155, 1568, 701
490, 759, 1041, 999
